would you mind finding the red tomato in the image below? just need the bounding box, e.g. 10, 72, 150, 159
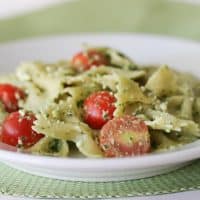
0, 84, 25, 112
1, 112, 44, 148
72, 50, 108, 71
84, 91, 116, 129
99, 115, 151, 157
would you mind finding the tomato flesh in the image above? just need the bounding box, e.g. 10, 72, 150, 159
1, 112, 44, 148
0, 84, 25, 112
72, 50, 108, 71
99, 115, 151, 157
84, 91, 116, 129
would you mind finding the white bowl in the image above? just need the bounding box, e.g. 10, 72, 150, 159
0, 34, 199, 182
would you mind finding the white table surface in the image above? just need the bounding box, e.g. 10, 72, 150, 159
0, 0, 199, 199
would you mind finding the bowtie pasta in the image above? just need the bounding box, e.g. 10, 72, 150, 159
0, 47, 199, 158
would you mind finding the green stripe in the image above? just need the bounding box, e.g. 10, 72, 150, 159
0, 0, 200, 42
0, 161, 200, 198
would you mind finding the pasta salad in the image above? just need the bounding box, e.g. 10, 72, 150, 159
0, 46, 199, 158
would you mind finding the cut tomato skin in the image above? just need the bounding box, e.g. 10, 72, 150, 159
99, 115, 151, 157
0, 84, 25, 112
72, 50, 109, 71
84, 91, 116, 129
1, 112, 44, 148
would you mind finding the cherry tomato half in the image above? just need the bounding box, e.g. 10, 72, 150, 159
1, 112, 44, 148
83, 91, 116, 129
72, 50, 109, 71
0, 84, 25, 112
99, 115, 151, 157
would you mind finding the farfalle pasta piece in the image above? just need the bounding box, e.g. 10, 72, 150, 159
145, 65, 178, 97
114, 76, 150, 116
29, 137, 69, 157
145, 109, 200, 137
33, 101, 102, 158
0, 102, 7, 125
66, 66, 145, 85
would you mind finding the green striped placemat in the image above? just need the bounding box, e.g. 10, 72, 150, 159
0, 0, 200, 198
0, 161, 199, 199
